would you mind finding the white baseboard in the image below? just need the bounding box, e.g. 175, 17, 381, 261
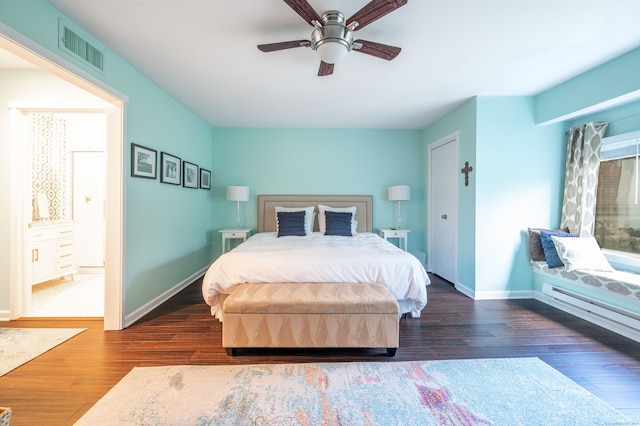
124, 266, 208, 328
454, 282, 474, 299
454, 282, 534, 300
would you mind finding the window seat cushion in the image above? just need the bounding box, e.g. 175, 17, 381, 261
530, 260, 640, 301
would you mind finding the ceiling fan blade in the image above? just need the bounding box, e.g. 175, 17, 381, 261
257, 40, 310, 52
318, 61, 334, 76
347, 0, 408, 30
353, 39, 401, 60
283, 0, 322, 26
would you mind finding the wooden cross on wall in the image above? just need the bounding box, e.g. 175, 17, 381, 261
461, 161, 473, 186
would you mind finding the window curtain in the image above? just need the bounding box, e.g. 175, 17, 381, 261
560, 121, 608, 236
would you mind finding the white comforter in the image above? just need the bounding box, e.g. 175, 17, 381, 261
202, 232, 429, 319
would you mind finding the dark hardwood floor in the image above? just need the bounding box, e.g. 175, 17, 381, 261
2, 274, 640, 425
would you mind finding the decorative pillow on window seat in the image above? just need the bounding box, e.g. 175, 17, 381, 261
550, 236, 614, 272
527, 227, 570, 261
539, 230, 578, 268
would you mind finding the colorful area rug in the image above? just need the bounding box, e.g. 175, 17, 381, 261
0, 327, 86, 376
75, 357, 632, 425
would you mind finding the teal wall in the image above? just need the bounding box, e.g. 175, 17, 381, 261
534, 47, 640, 125
422, 98, 565, 295
570, 99, 640, 138
475, 97, 565, 294
211, 128, 425, 257
0, 0, 214, 316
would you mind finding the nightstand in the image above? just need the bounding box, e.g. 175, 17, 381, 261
378, 228, 410, 251
220, 228, 252, 253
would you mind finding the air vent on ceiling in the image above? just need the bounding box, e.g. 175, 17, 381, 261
58, 21, 104, 72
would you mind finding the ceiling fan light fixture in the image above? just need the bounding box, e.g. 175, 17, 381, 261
315, 39, 350, 64
310, 10, 353, 64
257, 1, 407, 76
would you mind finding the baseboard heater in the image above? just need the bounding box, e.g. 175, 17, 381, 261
542, 283, 640, 332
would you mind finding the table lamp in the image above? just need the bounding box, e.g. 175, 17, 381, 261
226, 185, 249, 228
388, 185, 410, 229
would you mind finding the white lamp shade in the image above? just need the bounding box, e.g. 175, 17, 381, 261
226, 185, 249, 202
316, 41, 349, 64
388, 185, 410, 202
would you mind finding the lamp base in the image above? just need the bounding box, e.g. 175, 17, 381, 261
235, 201, 241, 229
395, 201, 403, 230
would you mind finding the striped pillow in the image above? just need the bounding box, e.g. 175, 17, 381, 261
277, 211, 306, 237
324, 211, 353, 236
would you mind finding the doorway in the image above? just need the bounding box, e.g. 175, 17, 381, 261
24, 112, 106, 318
428, 131, 459, 284
1, 29, 126, 330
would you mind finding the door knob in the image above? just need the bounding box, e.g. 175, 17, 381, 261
441, 214, 447, 220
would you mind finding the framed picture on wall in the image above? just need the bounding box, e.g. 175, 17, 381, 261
160, 152, 181, 185
131, 143, 157, 179
183, 161, 198, 188
200, 169, 211, 190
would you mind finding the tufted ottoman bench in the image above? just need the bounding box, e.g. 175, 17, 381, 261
222, 282, 399, 356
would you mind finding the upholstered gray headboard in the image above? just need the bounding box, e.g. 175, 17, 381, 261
257, 195, 373, 233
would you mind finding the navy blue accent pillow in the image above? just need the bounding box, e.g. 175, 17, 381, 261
528, 227, 570, 261
277, 211, 306, 237
540, 230, 578, 268
324, 211, 353, 236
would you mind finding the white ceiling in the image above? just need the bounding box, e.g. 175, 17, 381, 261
11, 0, 639, 129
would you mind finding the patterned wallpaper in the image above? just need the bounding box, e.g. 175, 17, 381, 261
31, 113, 68, 221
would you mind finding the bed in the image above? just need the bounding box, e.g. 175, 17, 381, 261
201, 195, 430, 321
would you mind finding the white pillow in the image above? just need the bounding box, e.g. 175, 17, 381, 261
318, 205, 357, 234
551, 236, 614, 272
275, 206, 315, 235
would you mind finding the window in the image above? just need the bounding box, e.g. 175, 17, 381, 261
595, 130, 640, 254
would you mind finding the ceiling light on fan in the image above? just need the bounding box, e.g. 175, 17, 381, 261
315, 40, 349, 64
310, 11, 355, 64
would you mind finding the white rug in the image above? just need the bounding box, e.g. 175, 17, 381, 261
0, 328, 86, 376
75, 358, 633, 426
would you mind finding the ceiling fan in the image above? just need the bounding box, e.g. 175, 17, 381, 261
257, 0, 407, 76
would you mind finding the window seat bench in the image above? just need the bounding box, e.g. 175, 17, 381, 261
531, 261, 640, 342
531, 260, 640, 301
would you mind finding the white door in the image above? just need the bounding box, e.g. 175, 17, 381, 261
73, 151, 105, 267
428, 133, 459, 284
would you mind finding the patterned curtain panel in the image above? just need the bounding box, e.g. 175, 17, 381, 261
31, 113, 68, 221
560, 121, 608, 236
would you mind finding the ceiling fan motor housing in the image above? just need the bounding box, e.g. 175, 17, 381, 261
311, 11, 355, 63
